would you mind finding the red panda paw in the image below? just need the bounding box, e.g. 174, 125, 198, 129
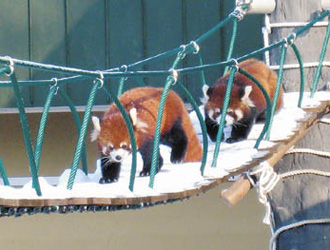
99, 177, 118, 184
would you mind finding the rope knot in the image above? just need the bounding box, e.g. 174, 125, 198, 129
230, 0, 251, 20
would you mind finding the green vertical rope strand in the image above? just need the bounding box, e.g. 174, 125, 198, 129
34, 85, 57, 172
290, 43, 305, 108
176, 81, 208, 175
67, 81, 100, 190
197, 53, 207, 87
149, 52, 184, 188
10, 72, 41, 196
102, 86, 138, 192
0, 155, 10, 186
211, 66, 237, 168
223, 18, 238, 75
266, 44, 287, 140
310, 15, 330, 97
117, 77, 126, 97
238, 68, 272, 148
58, 88, 88, 174
149, 80, 173, 188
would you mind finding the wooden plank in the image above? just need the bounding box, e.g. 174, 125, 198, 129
185, 0, 222, 102
0, 0, 30, 107
143, 0, 183, 86
29, 0, 67, 107
106, 0, 144, 94
66, 0, 106, 105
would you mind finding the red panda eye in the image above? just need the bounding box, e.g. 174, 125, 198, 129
108, 146, 114, 151
121, 144, 127, 149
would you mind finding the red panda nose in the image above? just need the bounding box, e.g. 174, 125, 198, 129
115, 155, 122, 161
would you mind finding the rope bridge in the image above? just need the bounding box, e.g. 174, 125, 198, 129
0, 2, 330, 216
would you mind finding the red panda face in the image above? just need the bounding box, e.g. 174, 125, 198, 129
91, 115, 131, 163
202, 84, 254, 126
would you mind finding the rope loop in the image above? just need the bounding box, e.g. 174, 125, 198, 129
4, 56, 14, 76
94, 70, 104, 89
189, 41, 200, 54
120, 64, 129, 80
167, 69, 179, 85
178, 44, 187, 59
50, 78, 59, 95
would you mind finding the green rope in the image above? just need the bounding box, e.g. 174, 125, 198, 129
102, 86, 138, 192
67, 81, 100, 190
223, 18, 238, 75
310, 15, 330, 97
0, 66, 11, 76
0, 155, 10, 186
197, 53, 207, 87
211, 66, 238, 168
58, 88, 88, 174
117, 77, 126, 97
175, 81, 208, 175
237, 68, 272, 148
34, 84, 57, 172
290, 43, 305, 108
266, 44, 287, 140
10, 72, 41, 196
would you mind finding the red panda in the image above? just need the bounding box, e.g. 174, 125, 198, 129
92, 86, 202, 183
203, 58, 283, 143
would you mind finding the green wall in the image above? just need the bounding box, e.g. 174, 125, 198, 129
0, 0, 264, 107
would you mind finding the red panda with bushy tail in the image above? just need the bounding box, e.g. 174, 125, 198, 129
92, 87, 202, 183
203, 58, 283, 143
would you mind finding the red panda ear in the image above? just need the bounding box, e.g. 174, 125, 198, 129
129, 108, 148, 132
240, 86, 255, 107
201, 85, 213, 104
91, 116, 101, 141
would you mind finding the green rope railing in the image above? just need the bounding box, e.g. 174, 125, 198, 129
211, 65, 238, 168
266, 44, 287, 140
58, 88, 88, 174
101, 85, 138, 192
290, 43, 305, 108
0, 6, 329, 196
34, 83, 58, 172
0, 155, 10, 186
310, 15, 330, 97
10, 72, 41, 196
223, 18, 239, 75
67, 80, 101, 190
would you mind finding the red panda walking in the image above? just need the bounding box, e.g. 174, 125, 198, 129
203, 59, 283, 143
92, 87, 202, 183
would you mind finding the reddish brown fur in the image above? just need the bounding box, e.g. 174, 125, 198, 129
98, 87, 202, 162
205, 58, 283, 117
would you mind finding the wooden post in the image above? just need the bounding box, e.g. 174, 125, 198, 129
267, 1, 330, 249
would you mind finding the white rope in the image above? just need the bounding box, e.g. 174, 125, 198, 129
280, 169, 330, 179
270, 218, 330, 250
285, 148, 330, 158
247, 161, 280, 225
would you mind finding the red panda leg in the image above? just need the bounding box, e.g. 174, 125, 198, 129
227, 108, 257, 143
99, 155, 121, 183
161, 119, 188, 163
205, 113, 221, 142
139, 139, 164, 177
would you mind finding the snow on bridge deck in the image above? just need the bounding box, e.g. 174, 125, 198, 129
0, 92, 329, 208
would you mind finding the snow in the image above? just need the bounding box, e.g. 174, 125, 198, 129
0, 91, 330, 201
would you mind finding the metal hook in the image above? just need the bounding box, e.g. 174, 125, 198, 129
50, 78, 59, 95
190, 41, 200, 54
168, 69, 179, 85
94, 70, 104, 89
4, 56, 14, 76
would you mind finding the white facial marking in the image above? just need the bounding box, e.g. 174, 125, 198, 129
110, 148, 130, 162
201, 85, 210, 104
225, 115, 235, 126
208, 110, 214, 120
